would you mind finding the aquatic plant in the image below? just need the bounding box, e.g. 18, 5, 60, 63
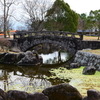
46, 67, 100, 97
2, 66, 100, 97
46, 67, 73, 82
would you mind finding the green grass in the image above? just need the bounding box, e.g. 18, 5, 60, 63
46, 67, 100, 97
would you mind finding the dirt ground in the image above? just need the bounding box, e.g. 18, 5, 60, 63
83, 36, 99, 41
0, 34, 99, 41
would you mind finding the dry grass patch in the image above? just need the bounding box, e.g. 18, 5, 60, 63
68, 35, 99, 41
83, 36, 99, 41
82, 49, 100, 55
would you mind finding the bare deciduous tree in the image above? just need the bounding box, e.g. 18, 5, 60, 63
22, 0, 52, 31
0, 0, 17, 38
0, 38, 11, 51
0, 16, 4, 31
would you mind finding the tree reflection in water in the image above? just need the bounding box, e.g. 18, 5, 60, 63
0, 70, 9, 91
40, 51, 69, 64
0, 43, 72, 92
0, 65, 52, 92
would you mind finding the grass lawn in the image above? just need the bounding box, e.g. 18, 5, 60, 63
69, 35, 99, 41
83, 35, 99, 41
74, 35, 99, 41
82, 49, 100, 55
47, 67, 100, 97
69, 67, 100, 97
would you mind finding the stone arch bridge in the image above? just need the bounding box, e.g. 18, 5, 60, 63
10, 31, 100, 54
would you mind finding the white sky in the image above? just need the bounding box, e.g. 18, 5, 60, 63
64, 0, 100, 15
14, 0, 100, 29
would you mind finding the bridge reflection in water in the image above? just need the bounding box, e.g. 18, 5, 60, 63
0, 38, 73, 92
0, 49, 72, 92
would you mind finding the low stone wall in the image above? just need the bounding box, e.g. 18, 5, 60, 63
74, 50, 100, 68
77, 40, 100, 50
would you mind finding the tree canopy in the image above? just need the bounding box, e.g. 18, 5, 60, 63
79, 10, 100, 39
44, 0, 78, 32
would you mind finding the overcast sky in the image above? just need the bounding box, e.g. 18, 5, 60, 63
14, 0, 100, 30
64, 0, 100, 15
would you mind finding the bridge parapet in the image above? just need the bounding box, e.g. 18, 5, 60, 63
13, 31, 81, 40
10, 31, 100, 54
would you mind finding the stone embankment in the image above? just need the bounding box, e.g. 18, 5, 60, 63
74, 50, 100, 69
0, 83, 100, 100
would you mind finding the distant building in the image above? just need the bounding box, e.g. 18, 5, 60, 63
9, 30, 18, 35
77, 29, 95, 34
0, 30, 18, 38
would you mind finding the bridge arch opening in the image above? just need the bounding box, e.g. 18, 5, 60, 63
15, 35, 78, 55
28, 43, 74, 65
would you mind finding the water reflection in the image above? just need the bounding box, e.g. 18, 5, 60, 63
0, 60, 70, 92
32, 43, 71, 64
0, 65, 52, 92
40, 51, 69, 64
0, 43, 73, 92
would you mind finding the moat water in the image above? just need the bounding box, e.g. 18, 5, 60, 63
0, 44, 73, 92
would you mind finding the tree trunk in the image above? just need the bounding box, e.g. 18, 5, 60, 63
4, 0, 6, 38
98, 29, 100, 40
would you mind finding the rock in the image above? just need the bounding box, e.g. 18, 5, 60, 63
82, 97, 88, 100
27, 92, 49, 100
42, 83, 82, 100
0, 88, 6, 100
39, 56, 43, 64
0, 96, 3, 100
6, 90, 28, 100
32, 50, 43, 64
3, 53, 17, 64
10, 46, 21, 52
74, 51, 100, 68
0, 52, 7, 60
82, 66, 96, 75
32, 50, 40, 61
70, 63, 80, 69
82, 89, 100, 100
97, 67, 100, 71
0, 50, 42, 66
17, 52, 25, 61
17, 51, 38, 66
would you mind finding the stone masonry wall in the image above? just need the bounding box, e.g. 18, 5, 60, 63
74, 50, 100, 68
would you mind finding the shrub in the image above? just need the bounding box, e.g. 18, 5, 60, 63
0, 38, 11, 52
